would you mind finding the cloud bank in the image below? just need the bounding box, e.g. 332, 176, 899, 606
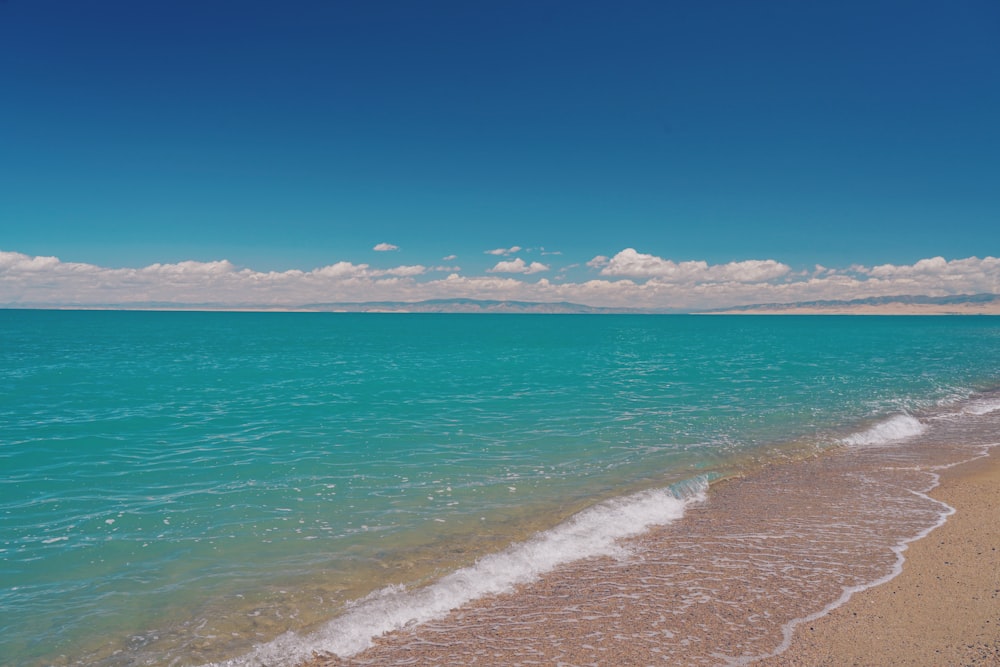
1, 249, 997, 311
596, 249, 791, 283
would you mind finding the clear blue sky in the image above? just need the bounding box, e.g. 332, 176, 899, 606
1, 1, 998, 305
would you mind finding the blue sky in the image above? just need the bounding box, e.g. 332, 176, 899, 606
1, 1, 998, 308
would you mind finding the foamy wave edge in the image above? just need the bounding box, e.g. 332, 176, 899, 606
731, 475, 957, 667
841, 413, 927, 446
205, 478, 709, 667
964, 397, 1000, 415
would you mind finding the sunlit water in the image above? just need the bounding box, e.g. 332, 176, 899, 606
2, 312, 999, 665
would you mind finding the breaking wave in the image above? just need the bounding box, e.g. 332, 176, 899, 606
841, 414, 927, 446
208, 479, 709, 666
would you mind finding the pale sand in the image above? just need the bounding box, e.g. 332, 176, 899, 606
757, 450, 1000, 667
709, 303, 1000, 316
299, 449, 999, 666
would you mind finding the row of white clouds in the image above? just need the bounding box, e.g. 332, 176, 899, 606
1, 248, 997, 310
379, 243, 556, 275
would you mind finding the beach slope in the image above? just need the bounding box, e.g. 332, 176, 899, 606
759, 450, 1000, 666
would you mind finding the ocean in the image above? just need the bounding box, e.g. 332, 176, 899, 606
2, 311, 999, 666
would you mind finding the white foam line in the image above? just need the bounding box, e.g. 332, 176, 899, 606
206, 479, 708, 667
841, 413, 927, 447
964, 398, 1000, 415
733, 445, 996, 666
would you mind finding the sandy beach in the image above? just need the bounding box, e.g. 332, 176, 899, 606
709, 303, 1000, 316
758, 449, 1000, 667
299, 442, 999, 667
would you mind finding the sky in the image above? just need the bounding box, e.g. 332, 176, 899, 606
2, 0, 998, 310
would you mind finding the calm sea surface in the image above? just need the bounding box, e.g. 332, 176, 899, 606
2, 311, 999, 666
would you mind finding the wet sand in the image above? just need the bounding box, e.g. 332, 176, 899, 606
759, 449, 1000, 666
297, 429, 998, 667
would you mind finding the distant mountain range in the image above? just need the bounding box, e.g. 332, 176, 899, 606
300, 298, 646, 314
7, 294, 999, 314
704, 293, 1000, 315
10, 298, 646, 314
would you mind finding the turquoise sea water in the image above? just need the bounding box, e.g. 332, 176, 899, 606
2, 311, 1000, 666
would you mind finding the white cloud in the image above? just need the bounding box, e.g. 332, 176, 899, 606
380, 265, 427, 277
313, 261, 370, 279
599, 248, 791, 283
373, 243, 399, 252
312, 261, 426, 279
485, 246, 522, 256
1, 249, 996, 311
865, 256, 1000, 283
487, 258, 550, 274
442, 254, 457, 261
0, 252, 63, 272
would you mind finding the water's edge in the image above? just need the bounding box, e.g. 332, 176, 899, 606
208, 395, 999, 667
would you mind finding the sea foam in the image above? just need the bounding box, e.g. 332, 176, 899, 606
841, 414, 927, 446
964, 398, 1000, 415
208, 479, 708, 666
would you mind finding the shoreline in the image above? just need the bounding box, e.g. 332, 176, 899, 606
758, 447, 1000, 666
6, 303, 1000, 316
294, 427, 998, 667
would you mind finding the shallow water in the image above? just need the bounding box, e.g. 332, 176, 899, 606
2, 312, 999, 665
299, 399, 999, 666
